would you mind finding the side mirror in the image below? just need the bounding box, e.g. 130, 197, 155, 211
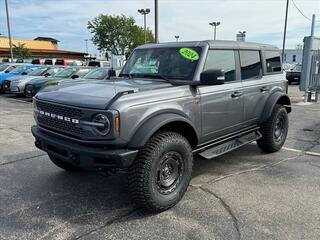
21, 72, 28, 75
44, 73, 50, 77
108, 69, 116, 79
200, 69, 225, 85
71, 74, 79, 79
4, 70, 10, 73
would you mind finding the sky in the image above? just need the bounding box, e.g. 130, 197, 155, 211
0, 0, 319, 56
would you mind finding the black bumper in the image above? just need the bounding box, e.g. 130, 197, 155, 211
31, 125, 138, 170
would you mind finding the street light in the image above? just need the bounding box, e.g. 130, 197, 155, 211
209, 21, 221, 40
138, 8, 151, 44
5, 0, 14, 62
175, 36, 179, 42
237, 31, 246, 42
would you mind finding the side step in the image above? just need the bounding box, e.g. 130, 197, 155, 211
198, 131, 262, 160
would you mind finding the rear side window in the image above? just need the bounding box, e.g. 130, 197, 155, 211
204, 50, 236, 82
45, 59, 53, 65
240, 50, 262, 80
265, 51, 282, 73
55, 59, 64, 65
32, 59, 40, 64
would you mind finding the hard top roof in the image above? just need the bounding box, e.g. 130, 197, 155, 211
138, 40, 279, 51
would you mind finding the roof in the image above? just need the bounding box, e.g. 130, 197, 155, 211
34, 37, 60, 43
0, 36, 56, 50
139, 40, 279, 51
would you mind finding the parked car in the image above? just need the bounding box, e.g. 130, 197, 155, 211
88, 60, 110, 68
286, 64, 302, 85
4, 66, 65, 95
0, 64, 41, 92
43, 67, 110, 88
31, 41, 291, 212
24, 66, 92, 97
55, 58, 83, 66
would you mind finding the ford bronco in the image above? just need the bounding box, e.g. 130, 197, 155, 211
31, 41, 291, 212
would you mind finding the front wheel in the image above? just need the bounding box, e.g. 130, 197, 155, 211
127, 131, 193, 212
257, 104, 289, 153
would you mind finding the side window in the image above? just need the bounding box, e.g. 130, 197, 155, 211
265, 51, 282, 73
240, 50, 262, 80
204, 50, 236, 82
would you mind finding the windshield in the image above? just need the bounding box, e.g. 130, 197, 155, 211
28, 67, 48, 76
0, 64, 9, 71
9, 66, 29, 74
120, 47, 202, 80
54, 67, 78, 78
83, 68, 108, 79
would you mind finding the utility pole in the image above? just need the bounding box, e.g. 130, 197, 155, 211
138, 8, 151, 44
5, 0, 14, 62
155, 0, 159, 43
175, 36, 179, 42
282, 0, 289, 61
209, 22, 220, 40
84, 39, 88, 54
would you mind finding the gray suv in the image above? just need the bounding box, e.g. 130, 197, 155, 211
31, 41, 291, 212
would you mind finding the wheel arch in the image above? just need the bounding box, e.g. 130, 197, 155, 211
260, 91, 291, 124
127, 113, 199, 149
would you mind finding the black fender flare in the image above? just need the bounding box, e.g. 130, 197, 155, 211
128, 113, 199, 148
260, 91, 291, 124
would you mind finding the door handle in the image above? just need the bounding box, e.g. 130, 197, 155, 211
260, 86, 269, 93
231, 91, 242, 98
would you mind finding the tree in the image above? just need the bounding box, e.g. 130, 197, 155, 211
88, 14, 154, 58
13, 43, 30, 59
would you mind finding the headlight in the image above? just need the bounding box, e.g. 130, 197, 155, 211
92, 114, 110, 135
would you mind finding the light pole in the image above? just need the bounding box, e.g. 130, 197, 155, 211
138, 8, 151, 44
209, 21, 220, 40
84, 39, 88, 54
5, 0, 14, 62
155, 0, 159, 43
282, 0, 289, 61
175, 36, 179, 42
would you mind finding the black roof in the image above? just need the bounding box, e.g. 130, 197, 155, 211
138, 40, 279, 51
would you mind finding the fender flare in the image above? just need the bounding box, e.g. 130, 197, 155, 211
260, 91, 291, 124
128, 113, 199, 148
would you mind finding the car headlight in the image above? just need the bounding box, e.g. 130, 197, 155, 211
92, 114, 110, 135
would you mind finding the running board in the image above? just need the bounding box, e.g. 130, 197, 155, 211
198, 131, 262, 160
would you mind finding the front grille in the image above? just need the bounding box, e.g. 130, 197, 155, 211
35, 100, 85, 136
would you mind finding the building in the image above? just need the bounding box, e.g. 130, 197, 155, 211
0, 36, 86, 61
283, 49, 303, 65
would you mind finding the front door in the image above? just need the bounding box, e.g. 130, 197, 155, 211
199, 49, 244, 142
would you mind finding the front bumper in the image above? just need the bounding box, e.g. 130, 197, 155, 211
31, 125, 138, 170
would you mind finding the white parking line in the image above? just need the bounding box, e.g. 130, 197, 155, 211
283, 146, 320, 157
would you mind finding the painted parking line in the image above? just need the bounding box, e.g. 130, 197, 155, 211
283, 146, 320, 157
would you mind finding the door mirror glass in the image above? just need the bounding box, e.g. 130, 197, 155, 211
71, 74, 79, 79
200, 69, 225, 85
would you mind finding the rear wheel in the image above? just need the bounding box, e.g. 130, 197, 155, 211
127, 131, 193, 212
49, 154, 82, 172
257, 104, 288, 153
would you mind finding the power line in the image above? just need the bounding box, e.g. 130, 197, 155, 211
291, 0, 319, 22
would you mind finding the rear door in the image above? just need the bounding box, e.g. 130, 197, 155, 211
199, 49, 244, 142
240, 50, 270, 127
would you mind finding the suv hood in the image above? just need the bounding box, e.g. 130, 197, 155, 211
36, 79, 172, 109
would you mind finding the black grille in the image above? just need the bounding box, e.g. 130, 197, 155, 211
4, 80, 10, 90
36, 100, 85, 136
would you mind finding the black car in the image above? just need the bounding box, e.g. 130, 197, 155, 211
286, 64, 302, 85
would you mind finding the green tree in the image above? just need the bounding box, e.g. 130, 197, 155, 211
13, 43, 30, 59
88, 14, 154, 58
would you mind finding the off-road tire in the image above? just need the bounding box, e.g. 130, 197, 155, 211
127, 131, 193, 212
257, 104, 288, 153
49, 154, 82, 172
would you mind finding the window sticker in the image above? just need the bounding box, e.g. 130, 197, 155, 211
179, 48, 199, 61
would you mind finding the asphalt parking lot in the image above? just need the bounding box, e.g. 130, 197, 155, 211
0, 86, 320, 240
